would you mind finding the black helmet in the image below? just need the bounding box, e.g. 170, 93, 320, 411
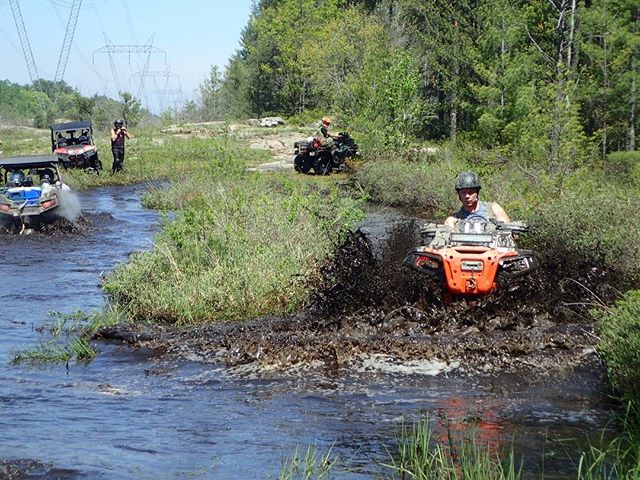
10, 170, 25, 186
455, 171, 481, 190
114, 119, 124, 127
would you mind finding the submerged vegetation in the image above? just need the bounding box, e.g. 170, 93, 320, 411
9, 307, 122, 365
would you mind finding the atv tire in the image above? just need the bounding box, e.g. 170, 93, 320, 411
313, 153, 333, 175
294, 154, 312, 174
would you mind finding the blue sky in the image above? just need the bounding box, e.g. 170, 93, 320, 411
0, 0, 254, 112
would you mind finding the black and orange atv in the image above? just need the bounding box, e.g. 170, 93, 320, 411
404, 219, 537, 299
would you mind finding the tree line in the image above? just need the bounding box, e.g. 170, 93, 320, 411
189, 0, 638, 167
0, 79, 147, 129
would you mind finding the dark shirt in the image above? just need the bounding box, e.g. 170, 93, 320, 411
111, 130, 126, 148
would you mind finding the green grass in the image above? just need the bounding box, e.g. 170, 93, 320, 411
9, 306, 124, 366
384, 419, 522, 480
104, 172, 364, 324
0, 125, 50, 156
279, 445, 339, 480
383, 413, 640, 480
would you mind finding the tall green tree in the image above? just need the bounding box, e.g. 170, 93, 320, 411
199, 66, 223, 121
73, 93, 97, 121
118, 91, 142, 127
397, 0, 481, 142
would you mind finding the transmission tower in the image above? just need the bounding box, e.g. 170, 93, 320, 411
93, 43, 166, 63
93, 39, 166, 106
54, 0, 82, 85
8, 0, 38, 83
51, 0, 82, 109
10, 0, 83, 115
8, 0, 47, 113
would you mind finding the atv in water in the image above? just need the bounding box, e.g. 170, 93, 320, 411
293, 132, 358, 175
404, 219, 537, 300
0, 155, 72, 232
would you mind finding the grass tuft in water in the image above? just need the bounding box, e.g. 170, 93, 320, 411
574, 403, 640, 480
279, 445, 338, 480
384, 419, 522, 480
9, 305, 125, 366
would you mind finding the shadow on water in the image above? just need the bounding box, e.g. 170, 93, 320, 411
0, 196, 616, 479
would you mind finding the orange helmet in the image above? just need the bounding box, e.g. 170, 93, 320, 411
322, 117, 331, 126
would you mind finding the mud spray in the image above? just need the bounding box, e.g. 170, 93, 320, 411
97, 214, 609, 380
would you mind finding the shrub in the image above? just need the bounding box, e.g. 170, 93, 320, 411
596, 290, 640, 403
605, 151, 640, 187
524, 183, 640, 286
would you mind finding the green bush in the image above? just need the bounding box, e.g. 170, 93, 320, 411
524, 182, 640, 285
605, 151, 640, 187
597, 290, 640, 403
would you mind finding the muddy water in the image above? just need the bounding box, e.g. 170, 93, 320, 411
0, 193, 614, 479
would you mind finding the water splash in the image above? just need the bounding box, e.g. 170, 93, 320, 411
56, 188, 82, 221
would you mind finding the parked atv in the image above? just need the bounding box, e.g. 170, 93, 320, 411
403, 219, 537, 300
293, 132, 358, 175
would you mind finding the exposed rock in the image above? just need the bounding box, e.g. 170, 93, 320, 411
259, 117, 286, 127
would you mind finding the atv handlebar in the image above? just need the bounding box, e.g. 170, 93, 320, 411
419, 221, 529, 235
496, 221, 529, 234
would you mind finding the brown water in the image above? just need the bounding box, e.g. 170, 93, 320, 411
0, 190, 615, 479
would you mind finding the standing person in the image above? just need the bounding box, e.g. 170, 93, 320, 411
110, 119, 130, 174
444, 171, 510, 228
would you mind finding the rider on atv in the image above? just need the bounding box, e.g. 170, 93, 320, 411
316, 117, 337, 143
445, 172, 510, 227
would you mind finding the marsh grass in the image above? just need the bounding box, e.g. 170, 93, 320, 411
385, 419, 522, 480
104, 172, 364, 324
1, 125, 270, 190
279, 445, 339, 480
9, 306, 124, 365
65, 132, 265, 190
0, 125, 50, 156
573, 405, 640, 480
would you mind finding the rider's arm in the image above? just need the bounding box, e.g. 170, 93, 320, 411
491, 203, 511, 223
110, 129, 118, 141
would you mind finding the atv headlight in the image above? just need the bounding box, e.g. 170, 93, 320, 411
416, 255, 440, 270
403, 252, 442, 277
